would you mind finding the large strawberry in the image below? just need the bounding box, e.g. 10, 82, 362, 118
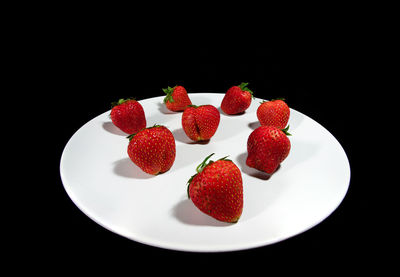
110, 98, 146, 134
221, 82, 253, 115
127, 125, 176, 175
257, 98, 290, 129
163, 85, 192, 112
181, 105, 220, 141
187, 153, 243, 223
246, 125, 291, 174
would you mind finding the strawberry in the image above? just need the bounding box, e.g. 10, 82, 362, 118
181, 105, 220, 141
187, 153, 243, 223
163, 85, 192, 112
221, 82, 254, 115
257, 98, 290, 129
127, 125, 176, 175
110, 98, 146, 134
246, 125, 291, 174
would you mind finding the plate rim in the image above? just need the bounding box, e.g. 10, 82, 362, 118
59, 92, 351, 252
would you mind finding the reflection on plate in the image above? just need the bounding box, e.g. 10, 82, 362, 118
60, 93, 350, 252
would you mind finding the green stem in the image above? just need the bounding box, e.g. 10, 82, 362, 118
270, 97, 286, 101
281, 125, 292, 136
187, 153, 215, 199
111, 97, 135, 108
238, 82, 254, 98
196, 153, 215, 173
126, 124, 162, 141
163, 86, 176, 103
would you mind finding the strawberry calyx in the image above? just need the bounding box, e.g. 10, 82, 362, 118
238, 82, 254, 98
162, 86, 176, 103
111, 97, 135, 108
217, 156, 232, 162
126, 124, 163, 141
187, 153, 214, 198
259, 98, 285, 104
270, 97, 286, 101
126, 133, 136, 141
187, 153, 232, 198
281, 125, 292, 136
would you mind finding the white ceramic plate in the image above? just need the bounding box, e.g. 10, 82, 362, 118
60, 93, 350, 252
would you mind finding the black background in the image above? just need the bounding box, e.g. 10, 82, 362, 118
29, 21, 378, 272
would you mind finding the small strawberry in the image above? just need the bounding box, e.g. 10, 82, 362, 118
187, 153, 243, 223
257, 98, 290, 129
221, 82, 254, 115
163, 85, 192, 112
127, 125, 176, 175
181, 105, 220, 141
246, 125, 291, 174
110, 98, 146, 134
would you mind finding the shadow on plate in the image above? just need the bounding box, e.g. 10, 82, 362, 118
113, 158, 154, 179
248, 121, 261, 130
172, 128, 210, 145
157, 102, 178, 115
236, 152, 276, 180
102, 122, 128, 136
247, 111, 305, 132
218, 106, 246, 117
172, 198, 231, 227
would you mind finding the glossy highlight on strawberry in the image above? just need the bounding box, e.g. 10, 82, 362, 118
187, 153, 243, 223
182, 105, 220, 141
127, 125, 176, 175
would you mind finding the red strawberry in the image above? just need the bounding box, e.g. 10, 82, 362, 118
181, 105, 220, 141
246, 125, 291, 174
110, 98, 146, 134
221, 82, 254, 115
127, 125, 176, 175
163, 85, 192, 112
187, 153, 243, 223
257, 99, 290, 129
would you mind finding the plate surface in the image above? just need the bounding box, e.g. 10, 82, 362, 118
60, 93, 350, 252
